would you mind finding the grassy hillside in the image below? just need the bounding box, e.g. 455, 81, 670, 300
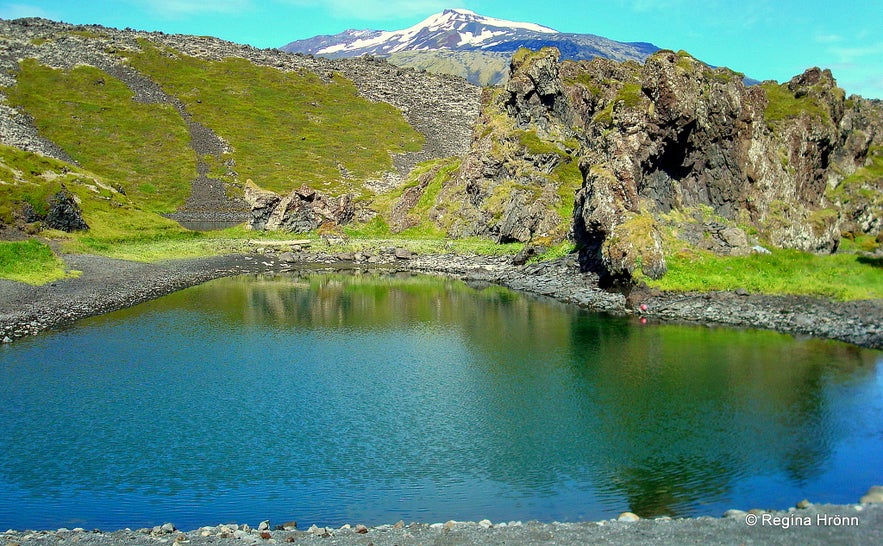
0, 143, 196, 254
4, 59, 196, 213
127, 41, 423, 197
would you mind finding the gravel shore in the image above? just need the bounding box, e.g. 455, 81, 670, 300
3, 502, 881, 545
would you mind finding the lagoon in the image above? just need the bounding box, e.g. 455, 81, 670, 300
0, 272, 881, 531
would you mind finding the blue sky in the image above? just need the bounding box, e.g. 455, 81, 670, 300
2, 0, 881, 98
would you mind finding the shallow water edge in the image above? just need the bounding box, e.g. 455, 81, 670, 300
1, 249, 881, 349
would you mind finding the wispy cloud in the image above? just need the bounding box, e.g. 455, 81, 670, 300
126, 0, 253, 17
618, 0, 684, 13
281, 0, 456, 21
0, 3, 53, 19
814, 34, 842, 44
829, 41, 883, 62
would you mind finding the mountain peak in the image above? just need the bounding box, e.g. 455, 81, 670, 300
279, 9, 658, 85
282, 8, 560, 57
429, 8, 558, 34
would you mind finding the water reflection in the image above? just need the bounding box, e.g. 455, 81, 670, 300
0, 272, 880, 530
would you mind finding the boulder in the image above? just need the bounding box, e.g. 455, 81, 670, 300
861, 485, 883, 503
244, 181, 354, 233
45, 187, 88, 232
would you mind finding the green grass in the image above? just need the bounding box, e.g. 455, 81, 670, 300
0, 142, 203, 260
127, 41, 423, 197
616, 82, 644, 107
4, 59, 196, 213
646, 247, 883, 301
761, 81, 831, 126
0, 240, 71, 284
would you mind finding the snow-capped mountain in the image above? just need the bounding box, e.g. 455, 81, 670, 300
283, 9, 556, 57
280, 9, 658, 85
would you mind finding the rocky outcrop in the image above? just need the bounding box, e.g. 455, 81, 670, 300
243, 180, 353, 233
444, 47, 883, 282
399, 49, 582, 245
23, 186, 88, 232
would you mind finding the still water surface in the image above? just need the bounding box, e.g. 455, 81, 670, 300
1, 272, 881, 530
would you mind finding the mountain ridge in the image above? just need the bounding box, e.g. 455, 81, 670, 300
280, 9, 658, 86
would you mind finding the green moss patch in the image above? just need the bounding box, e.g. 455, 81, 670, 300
762, 81, 831, 126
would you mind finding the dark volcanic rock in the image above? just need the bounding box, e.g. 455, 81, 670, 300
45, 187, 88, 232
441, 47, 883, 281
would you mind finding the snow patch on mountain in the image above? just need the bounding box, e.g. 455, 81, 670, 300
315, 8, 556, 55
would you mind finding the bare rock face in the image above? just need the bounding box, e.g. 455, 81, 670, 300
449, 47, 883, 282
243, 180, 353, 233
243, 180, 281, 231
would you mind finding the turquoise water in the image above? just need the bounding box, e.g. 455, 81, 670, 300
1, 272, 881, 531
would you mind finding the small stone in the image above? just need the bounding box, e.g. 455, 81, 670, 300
260, 531, 271, 540
161, 523, 176, 534
618, 512, 640, 522
797, 499, 811, 509
233, 530, 249, 540
394, 247, 412, 260
281, 521, 297, 531
242, 523, 251, 532
735, 288, 749, 296
724, 509, 746, 518
2, 337, 11, 343
285, 537, 295, 543
393, 520, 404, 529
478, 519, 492, 529
258, 521, 270, 532
355, 524, 368, 534
443, 520, 456, 530
861, 485, 883, 503
175, 534, 188, 542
